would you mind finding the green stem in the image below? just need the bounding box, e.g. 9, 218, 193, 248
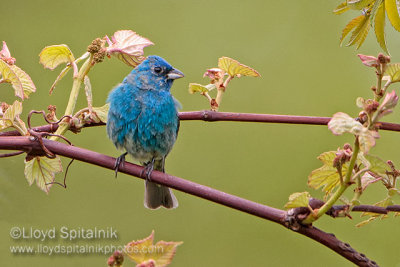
380, 80, 391, 97
13, 122, 27, 136
302, 138, 360, 224
350, 168, 367, 205
222, 75, 233, 88
374, 62, 385, 102
375, 72, 382, 101
215, 76, 234, 110
50, 55, 93, 141
215, 89, 224, 110
203, 92, 212, 102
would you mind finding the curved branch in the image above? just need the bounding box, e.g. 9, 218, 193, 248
0, 136, 378, 266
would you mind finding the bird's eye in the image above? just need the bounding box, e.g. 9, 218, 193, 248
154, 67, 162, 73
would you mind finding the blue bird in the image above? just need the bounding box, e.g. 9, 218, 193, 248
106, 55, 184, 209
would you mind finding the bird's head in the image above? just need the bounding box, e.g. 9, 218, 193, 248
126, 55, 184, 91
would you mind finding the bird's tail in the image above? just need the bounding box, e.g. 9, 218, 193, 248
144, 159, 178, 209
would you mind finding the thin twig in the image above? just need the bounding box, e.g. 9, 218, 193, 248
0, 151, 24, 158
46, 159, 74, 188
351, 205, 388, 214
386, 205, 400, 212
329, 204, 400, 215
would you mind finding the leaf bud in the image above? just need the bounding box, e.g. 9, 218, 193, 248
377, 53, 390, 64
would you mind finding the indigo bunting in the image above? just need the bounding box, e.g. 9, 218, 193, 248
106, 55, 184, 209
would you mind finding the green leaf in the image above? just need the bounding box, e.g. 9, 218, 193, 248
370, 0, 384, 21
364, 154, 391, 175
384, 63, 400, 82
328, 112, 378, 153
0, 109, 13, 131
359, 154, 391, 190
39, 45, 75, 70
188, 83, 209, 94
218, 57, 260, 77
0, 117, 11, 130
358, 129, 379, 154
355, 217, 377, 227
385, 0, 400, 32
0, 100, 27, 134
124, 230, 183, 267
334, 2, 350, 14
308, 151, 347, 193
388, 188, 400, 197
9, 64, 36, 98
308, 164, 343, 193
328, 112, 361, 135
284, 192, 311, 209
2, 100, 22, 122
318, 151, 338, 165
0, 59, 36, 100
357, 152, 370, 168
24, 156, 63, 194
374, 2, 389, 54
340, 15, 365, 45
92, 103, 109, 123
0, 59, 24, 99
347, 0, 375, 10
106, 30, 154, 68
347, 14, 371, 49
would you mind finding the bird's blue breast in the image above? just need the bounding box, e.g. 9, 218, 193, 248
107, 82, 179, 162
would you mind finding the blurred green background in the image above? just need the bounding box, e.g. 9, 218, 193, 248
1, 1, 400, 266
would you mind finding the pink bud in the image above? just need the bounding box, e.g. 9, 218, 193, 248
203, 68, 224, 79
357, 54, 379, 68
107, 255, 115, 266
0, 41, 16, 65
381, 90, 399, 110
137, 260, 156, 267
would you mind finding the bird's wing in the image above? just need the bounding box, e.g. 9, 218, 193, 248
107, 83, 142, 147
173, 96, 181, 137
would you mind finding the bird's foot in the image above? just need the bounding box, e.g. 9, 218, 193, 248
141, 158, 155, 181
114, 152, 128, 178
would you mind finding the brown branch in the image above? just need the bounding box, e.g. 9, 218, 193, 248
310, 199, 398, 216
325, 204, 399, 215
0, 136, 378, 266
386, 205, 400, 212
351, 205, 392, 214
178, 111, 400, 132
2, 110, 400, 138
179, 110, 332, 125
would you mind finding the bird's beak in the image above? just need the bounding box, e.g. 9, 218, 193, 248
167, 68, 184, 80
